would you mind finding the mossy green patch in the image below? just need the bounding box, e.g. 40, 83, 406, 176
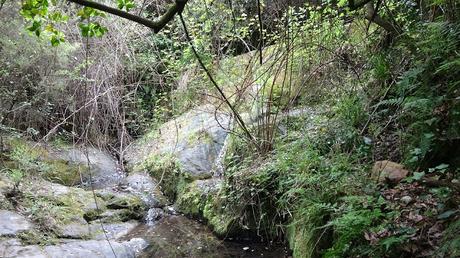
175, 180, 237, 237
175, 181, 206, 216
103, 193, 147, 221
41, 160, 88, 186
18, 181, 106, 235
17, 230, 59, 246
186, 129, 214, 146
202, 198, 236, 237
2, 138, 90, 186
136, 153, 189, 201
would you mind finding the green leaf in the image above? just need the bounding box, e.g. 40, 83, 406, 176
437, 210, 457, 220
413, 172, 425, 180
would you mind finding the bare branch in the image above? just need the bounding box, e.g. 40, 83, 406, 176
67, 0, 188, 33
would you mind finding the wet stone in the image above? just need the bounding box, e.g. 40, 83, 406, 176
0, 210, 32, 237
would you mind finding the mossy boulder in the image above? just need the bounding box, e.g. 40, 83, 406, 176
3, 138, 123, 188
42, 160, 88, 186
202, 198, 236, 237
135, 153, 187, 201
175, 179, 237, 237
126, 105, 230, 183
2, 138, 91, 187
175, 179, 216, 216
46, 146, 123, 189
121, 172, 167, 208
20, 179, 107, 235
96, 191, 147, 221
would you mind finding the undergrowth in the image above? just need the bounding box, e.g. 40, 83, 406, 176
215, 14, 460, 258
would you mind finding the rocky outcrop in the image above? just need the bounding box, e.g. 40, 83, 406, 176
124, 105, 230, 202
0, 174, 157, 257
125, 105, 230, 180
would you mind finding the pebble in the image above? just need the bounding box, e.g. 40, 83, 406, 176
401, 196, 413, 205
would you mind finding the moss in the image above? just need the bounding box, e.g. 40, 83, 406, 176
104, 193, 147, 220
17, 230, 59, 246
175, 181, 207, 216
175, 180, 237, 237
3, 138, 90, 186
19, 183, 106, 234
186, 129, 214, 146
286, 203, 333, 258
41, 160, 88, 186
136, 153, 189, 201
202, 199, 235, 237
287, 221, 316, 258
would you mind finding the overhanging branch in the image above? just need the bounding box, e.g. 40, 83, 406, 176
67, 0, 188, 33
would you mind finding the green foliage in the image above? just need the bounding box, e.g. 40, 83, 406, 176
77, 7, 108, 37
374, 21, 460, 169
116, 0, 135, 12
335, 95, 367, 129
220, 104, 371, 254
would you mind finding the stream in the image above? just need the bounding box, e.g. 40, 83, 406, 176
0, 106, 289, 257
60, 146, 288, 258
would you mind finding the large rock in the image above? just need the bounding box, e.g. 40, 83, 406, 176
125, 105, 230, 180
175, 179, 222, 216
28, 179, 106, 215
90, 221, 140, 240
119, 172, 167, 208
1, 238, 147, 258
372, 160, 409, 184
47, 146, 125, 189
0, 210, 32, 237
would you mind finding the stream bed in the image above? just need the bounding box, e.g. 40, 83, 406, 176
55, 145, 288, 258
128, 215, 287, 258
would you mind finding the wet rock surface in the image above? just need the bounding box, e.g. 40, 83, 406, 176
47, 146, 125, 189
1, 238, 147, 258
0, 210, 32, 237
118, 172, 167, 208
0, 168, 160, 257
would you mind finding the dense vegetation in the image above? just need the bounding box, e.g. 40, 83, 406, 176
0, 0, 459, 257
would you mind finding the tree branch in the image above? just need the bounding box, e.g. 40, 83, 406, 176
348, 0, 400, 35
67, 0, 188, 33
0, 0, 6, 12
364, 2, 399, 34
